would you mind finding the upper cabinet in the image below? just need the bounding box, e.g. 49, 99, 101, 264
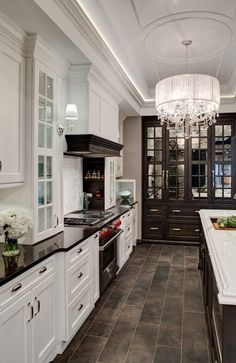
0, 40, 25, 187
67, 65, 120, 142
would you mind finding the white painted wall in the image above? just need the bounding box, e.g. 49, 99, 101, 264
123, 116, 142, 240
63, 156, 83, 215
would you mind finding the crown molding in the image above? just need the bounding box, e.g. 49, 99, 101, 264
0, 11, 28, 56
26, 34, 70, 78
53, 0, 144, 107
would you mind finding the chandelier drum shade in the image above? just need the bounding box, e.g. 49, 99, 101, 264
155, 41, 220, 138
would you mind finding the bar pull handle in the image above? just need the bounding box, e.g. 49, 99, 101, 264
162, 170, 165, 187
77, 272, 83, 279
172, 209, 181, 213
11, 282, 22, 293
78, 304, 83, 311
166, 170, 169, 188
150, 227, 159, 230
150, 209, 159, 212
39, 266, 47, 274
34, 297, 40, 316
195, 229, 200, 232
172, 228, 181, 231
77, 248, 83, 254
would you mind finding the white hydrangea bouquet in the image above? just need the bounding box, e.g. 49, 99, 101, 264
0, 209, 32, 257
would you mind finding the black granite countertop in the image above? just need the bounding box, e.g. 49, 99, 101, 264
0, 199, 137, 287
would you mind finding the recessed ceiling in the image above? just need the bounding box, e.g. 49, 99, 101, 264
77, 0, 236, 100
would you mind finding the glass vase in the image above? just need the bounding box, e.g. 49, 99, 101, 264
2, 237, 20, 257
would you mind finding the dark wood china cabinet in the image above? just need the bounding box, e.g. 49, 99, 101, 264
142, 114, 236, 244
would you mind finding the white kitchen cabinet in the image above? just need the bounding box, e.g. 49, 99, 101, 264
0, 40, 25, 187
0, 290, 32, 363
132, 204, 138, 246
0, 256, 58, 363
92, 232, 100, 303
117, 210, 133, 271
105, 158, 116, 210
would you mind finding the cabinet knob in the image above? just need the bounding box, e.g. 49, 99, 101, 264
77, 248, 83, 254
94, 234, 98, 238
39, 266, 47, 274
78, 304, 83, 311
11, 282, 22, 292
77, 272, 83, 279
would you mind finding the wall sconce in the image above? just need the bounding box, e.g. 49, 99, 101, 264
65, 104, 78, 132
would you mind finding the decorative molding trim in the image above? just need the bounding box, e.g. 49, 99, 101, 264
0, 12, 28, 56
54, 0, 144, 106
26, 34, 70, 78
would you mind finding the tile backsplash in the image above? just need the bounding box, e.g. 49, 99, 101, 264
63, 156, 83, 215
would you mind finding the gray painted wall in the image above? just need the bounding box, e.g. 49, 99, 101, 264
123, 116, 142, 239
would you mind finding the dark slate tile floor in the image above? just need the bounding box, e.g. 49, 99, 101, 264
53, 244, 209, 363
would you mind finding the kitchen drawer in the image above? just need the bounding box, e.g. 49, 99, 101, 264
67, 282, 92, 339
144, 205, 165, 218
0, 256, 56, 310
66, 253, 91, 304
143, 220, 163, 239
124, 223, 132, 239
65, 238, 90, 268
124, 235, 133, 260
167, 222, 200, 240
120, 210, 133, 226
168, 206, 200, 218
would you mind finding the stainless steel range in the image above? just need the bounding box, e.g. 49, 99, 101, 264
64, 210, 114, 226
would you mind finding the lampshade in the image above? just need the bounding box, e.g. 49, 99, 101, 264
65, 104, 78, 120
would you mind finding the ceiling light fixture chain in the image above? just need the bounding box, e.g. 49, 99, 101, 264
155, 40, 220, 139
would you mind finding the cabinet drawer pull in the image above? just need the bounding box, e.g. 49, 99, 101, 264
128, 214, 130, 217
38, 299, 40, 314
127, 227, 130, 231
0, 161, 2, 172
77, 248, 83, 254
11, 283, 22, 292
27, 303, 32, 322
39, 266, 47, 274
172, 228, 181, 231
94, 234, 98, 238
195, 210, 199, 213
34, 297, 41, 316
78, 304, 83, 311
150, 208, 159, 212
194, 229, 200, 232
150, 227, 159, 230
77, 272, 83, 279
172, 209, 181, 213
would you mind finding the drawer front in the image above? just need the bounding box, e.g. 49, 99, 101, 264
124, 235, 133, 259
66, 238, 90, 268
124, 223, 132, 239
167, 223, 200, 240
168, 207, 200, 218
121, 210, 133, 226
143, 220, 163, 239
145, 206, 164, 218
67, 253, 91, 304
0, 256, 56, 310
67, 282, 92, 339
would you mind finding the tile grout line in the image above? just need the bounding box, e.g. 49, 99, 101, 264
96, 244, 149, 363
152, 245, 173, 363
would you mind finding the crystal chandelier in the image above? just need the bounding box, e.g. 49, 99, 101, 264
155, 40, 220, 138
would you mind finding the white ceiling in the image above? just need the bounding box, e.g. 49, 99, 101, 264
77, 0, 236, 100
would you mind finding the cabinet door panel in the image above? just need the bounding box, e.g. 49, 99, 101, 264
0, 43, 25, 184
0, 291, 32, 363
32, 273, 57, 363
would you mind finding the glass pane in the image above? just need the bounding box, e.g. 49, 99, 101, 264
46, 102, 53, 124
224, 146, 231, 161
148, 164, 154, 175
169, 165, 176, 175
38, 182, 45, 206
47, 76, 53, 99
155, 189, 162, 199
155, 177, 162, 187
38, 208, 45, 233
154, 150, 162, 161
215, 125, 223, 137
155, 127, 162, 137
169, 139, 177, 150
225, 189, 231, 198
169, 128, 177, 138
169, 176, 176, 187
178, 165, 184, 176
47, 207, 53, 229
155, 139, 162, 149
46, 126, 53, 149
215, 177, 222, 188
177, 189, 184, 199
223, 176, 231, 188
177, 149, 184, 161
46, 157, 52, 178
147, 127, 154, 138
47, 181, 52, 204
200, 127, 208, 137
177, 177, 184, 188
38, 97, 46, 122
148, 176, 154, 187
38, 156, 45, 179
215, 149, 223, 162
224, 125, 231, 137
147, 139, 154, 149
224, 164, 231, 176
147, 188, 154, 199
38, 123, 45, 148
155, 165, 162, 175
215, 189, 222, 198
39, 71, 46, 96
147, 150, 154, 161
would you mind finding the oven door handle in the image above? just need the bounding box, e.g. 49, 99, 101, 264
99, 229, 124, 251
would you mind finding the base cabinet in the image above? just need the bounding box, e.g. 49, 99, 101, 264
200, 230, 236, 363
117, 210, 134, 271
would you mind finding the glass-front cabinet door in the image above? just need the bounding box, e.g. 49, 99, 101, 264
35, 65, 56, 241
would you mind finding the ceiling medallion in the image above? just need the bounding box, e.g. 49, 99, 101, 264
155, 40, 220, 139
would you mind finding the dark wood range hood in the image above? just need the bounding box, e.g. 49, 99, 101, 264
65, 134, 123, 157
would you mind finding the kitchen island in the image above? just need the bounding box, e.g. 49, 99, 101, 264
199, 209, 236, 363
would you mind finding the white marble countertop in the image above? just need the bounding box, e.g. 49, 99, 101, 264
199, 209, 236, 305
